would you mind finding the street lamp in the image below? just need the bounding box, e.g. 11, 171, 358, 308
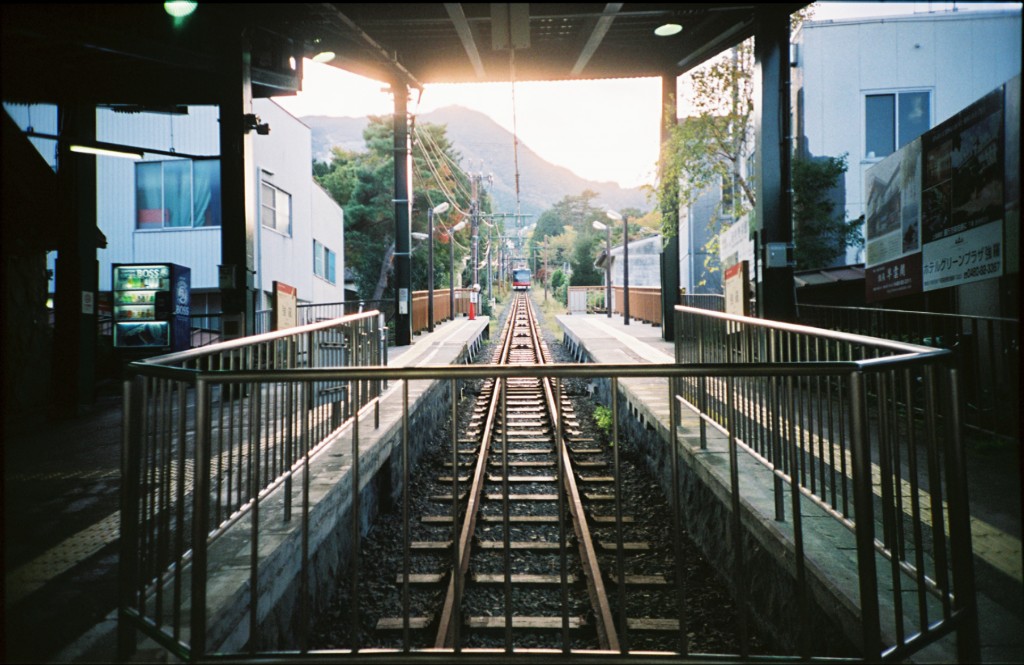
444, 220, 468, 321
606, 209, 629, 325
592, 220, 612, 318
426, 201, 450, 332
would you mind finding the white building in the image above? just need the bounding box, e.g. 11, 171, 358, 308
792, 7, 1021, 264
5, 98, 345, 319
96, 98, 344, 315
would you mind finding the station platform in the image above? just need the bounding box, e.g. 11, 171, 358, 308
556, 312, 1023, 663
2, 315, 490, 663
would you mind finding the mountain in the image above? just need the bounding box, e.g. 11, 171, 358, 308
300, 106, 650, 222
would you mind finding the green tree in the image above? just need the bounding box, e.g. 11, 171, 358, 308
792, 154, 864, 270
659, 42, 756, 242
314, 116, 479, 301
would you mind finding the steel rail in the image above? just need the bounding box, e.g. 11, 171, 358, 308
527, 295, 621, 652
433, 293, 521, 648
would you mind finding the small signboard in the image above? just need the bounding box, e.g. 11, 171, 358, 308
724, 260, 750, 317
272, 281, 297, 331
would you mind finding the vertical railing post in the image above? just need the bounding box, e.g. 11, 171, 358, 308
118, 374, 143, 662
190, 376, 212, 660
848, 370, 880, 659
943, 365, 980, 662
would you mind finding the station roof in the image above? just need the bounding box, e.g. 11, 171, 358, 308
2, 3, 806, 106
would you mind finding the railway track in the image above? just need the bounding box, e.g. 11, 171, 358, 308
369, 292, 686, 652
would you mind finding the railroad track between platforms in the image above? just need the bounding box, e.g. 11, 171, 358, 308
372, 292, 685, 652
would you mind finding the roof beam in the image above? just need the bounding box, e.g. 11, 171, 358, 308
444, 3, 486, 79
571, 3, 622, 77
320, 3, 424, 90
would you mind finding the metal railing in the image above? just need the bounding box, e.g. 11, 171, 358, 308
674, 305, 977, 662
611, 286, 664, 325
567, 286, 607, 314
410, 288, 474, 335
118, 310, 387, 660
117, 304, 975, 662
680, 293, 727, 312
797, 303, 1019, 439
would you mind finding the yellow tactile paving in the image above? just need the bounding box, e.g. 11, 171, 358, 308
5, 510, 121, 607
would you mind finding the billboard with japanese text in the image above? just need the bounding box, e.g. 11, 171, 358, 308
863, 81, 1014, 302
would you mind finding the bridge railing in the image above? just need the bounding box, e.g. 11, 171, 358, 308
674, 304, 977, 662
410, 288, 474, 334
117, 310, 975, 662
117, 310, 386, 660
797, 303, 1019, 440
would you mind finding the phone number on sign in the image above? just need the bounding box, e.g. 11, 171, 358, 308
963, 262, 1000, 279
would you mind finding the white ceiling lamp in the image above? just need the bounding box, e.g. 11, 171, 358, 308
164, 1, 198, 19
654, 23, 682, 37
312, 51, 336, 64
70, 144, 143, 160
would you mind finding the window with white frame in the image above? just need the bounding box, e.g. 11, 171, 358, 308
136, 159, 221, 229
865, 90, 931, 159
314, 239, 336, 284
261, 181, 292, 235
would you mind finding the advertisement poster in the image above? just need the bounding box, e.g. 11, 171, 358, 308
865, 140, 922, 267
921, 87, 1004, 291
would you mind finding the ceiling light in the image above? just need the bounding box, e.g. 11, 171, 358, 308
312, 51, 336, 64
70, 144, 143, 160
654, 23, 683, 37
164, 1, 198, 18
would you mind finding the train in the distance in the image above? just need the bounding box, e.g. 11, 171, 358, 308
511, 268, 532, 291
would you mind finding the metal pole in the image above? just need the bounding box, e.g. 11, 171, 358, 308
393, 84, 413, 345
471, 175, 479, 320
622, 214, 630, 325
450, 233, 456, 319
605, 227, 612, 318
427, 208, 435, 332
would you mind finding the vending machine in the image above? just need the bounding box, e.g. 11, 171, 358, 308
112, 263, 191, 353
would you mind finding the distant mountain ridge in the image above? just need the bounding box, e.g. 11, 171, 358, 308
301, 106, 650, 221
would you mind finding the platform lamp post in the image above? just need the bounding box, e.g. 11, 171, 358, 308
606, 209, 629, 325
592, 220, 612, 318
445, 220, 468, 320
426, 201, 450, 332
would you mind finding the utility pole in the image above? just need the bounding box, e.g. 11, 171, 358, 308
470, 172, 480, 319
543, 239, 549, 302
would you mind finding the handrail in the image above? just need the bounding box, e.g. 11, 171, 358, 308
118, 307, 976, 662
676, 304, 954, 357
135, 310, 382, 368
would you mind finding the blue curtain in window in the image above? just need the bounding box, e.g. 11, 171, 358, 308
327, 249, 336, 283
136, 162, 163, 229
164, 160, 192, 227
193, 159, 221, 227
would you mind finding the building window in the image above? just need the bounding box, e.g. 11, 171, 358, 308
261, 181, 292, 235
314, 240, 336, 284
136, 159, 221, 229
865, 91, 930, 159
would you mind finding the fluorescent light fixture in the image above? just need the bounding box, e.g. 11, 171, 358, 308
164, 1, 197, 18
70, 144, 143, 160
312, 51, 336, 64
654, 23, 682, 37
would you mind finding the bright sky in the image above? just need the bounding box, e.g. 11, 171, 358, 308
272, 2, 1019, 190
